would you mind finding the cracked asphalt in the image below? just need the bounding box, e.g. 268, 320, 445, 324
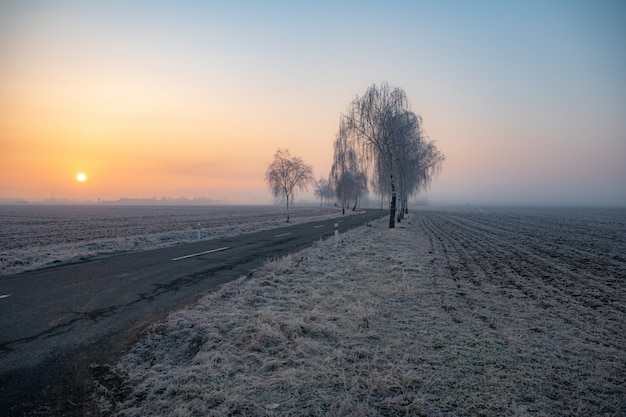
0, 210, 386, 415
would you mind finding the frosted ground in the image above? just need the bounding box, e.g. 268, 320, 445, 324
87, 207, 625, 417
0, 205, 342, 276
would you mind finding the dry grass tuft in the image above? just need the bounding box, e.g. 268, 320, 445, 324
92, 209, 626, 416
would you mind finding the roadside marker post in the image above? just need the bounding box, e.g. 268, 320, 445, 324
197, 222, 201, 240
334, 223, 339, 243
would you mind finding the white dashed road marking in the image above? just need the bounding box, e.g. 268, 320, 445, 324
274, 232, 292, 238
171, 247, 229, 261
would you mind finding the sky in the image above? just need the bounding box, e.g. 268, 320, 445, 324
1, 0, 625, 206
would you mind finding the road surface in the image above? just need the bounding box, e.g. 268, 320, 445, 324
0, 209, 386, 414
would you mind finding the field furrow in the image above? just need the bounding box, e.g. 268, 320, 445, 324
417, 207, 626, 359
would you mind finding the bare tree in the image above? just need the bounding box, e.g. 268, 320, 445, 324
338, 82, 413, 227
322, 179, 335, 205
370, 156, 391, 209
330, 134, 368, 213
265, 148, 315, 222
336, 82, 444, 227
393, 115, 444, 221
314, 177, 334, 206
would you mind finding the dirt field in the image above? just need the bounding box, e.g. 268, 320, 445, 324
90, 207, 625, 416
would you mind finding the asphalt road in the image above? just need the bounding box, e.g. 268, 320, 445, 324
0, 209, 387, 414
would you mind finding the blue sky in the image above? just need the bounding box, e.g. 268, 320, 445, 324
1, 0, 625, 205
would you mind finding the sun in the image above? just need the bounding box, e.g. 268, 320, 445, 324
76, 173, 87, 182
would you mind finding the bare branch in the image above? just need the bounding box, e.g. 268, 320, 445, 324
332, 82, 445, 226
265, 149, 315, 222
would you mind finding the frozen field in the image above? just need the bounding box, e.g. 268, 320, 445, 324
85, 207, 625, 417
0, 204, 341, 276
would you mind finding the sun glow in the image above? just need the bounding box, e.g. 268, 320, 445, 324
76, 173, 87, 182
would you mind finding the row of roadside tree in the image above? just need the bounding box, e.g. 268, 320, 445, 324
266, 82, 445, 228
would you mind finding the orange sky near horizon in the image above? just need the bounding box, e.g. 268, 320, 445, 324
1, 57, 336, 202
1, 1, 625, 206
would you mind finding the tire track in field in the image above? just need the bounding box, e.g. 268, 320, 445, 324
416, 209, 626, 351
417, 212, 502, 330
428, 212, 576, 306
446, 210, 626, 324
419, 211, 554, 333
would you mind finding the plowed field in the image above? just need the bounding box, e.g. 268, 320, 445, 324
415, 208, 625, 415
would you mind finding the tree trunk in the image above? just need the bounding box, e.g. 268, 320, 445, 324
389, 183, 396, 228
286, 195, 290, 222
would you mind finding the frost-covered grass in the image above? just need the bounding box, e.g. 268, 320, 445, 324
0, 205, 342, 276
90, 208, 626, 417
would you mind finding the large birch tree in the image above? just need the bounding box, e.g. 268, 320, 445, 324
335, 82, 444, 227
338, 82, 412, 227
